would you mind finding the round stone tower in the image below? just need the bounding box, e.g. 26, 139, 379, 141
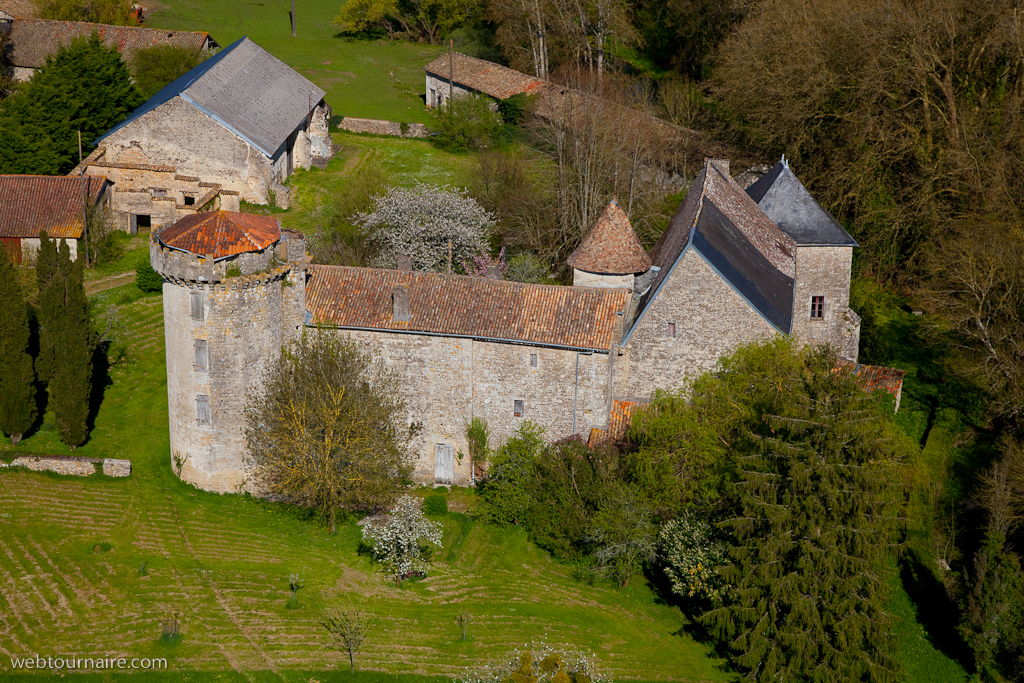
151, 211, 308, 492
567, 199, 652, 291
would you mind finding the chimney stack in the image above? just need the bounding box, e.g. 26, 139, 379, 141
485, 264, 502, 280
392, 285, 410, 322
396, 255, 413, 271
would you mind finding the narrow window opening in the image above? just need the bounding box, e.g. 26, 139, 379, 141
196, 395, 210, 425
810, 296, 825, 319
153, 188, 167, 198
530, 353, 537, 367
184, 195, 196, 206
190, 291, 204, 321
194, 339, 208, 372
667, 322, 676, 338
513, 399, 524, 417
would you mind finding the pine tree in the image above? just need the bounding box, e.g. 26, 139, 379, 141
35, 231, 60, 385
701, 349, 909, 682
0, 248, 36, 444
37, 242, 94, 449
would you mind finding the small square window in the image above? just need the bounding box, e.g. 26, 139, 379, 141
667, 322, 676, 338
196, 395, 210, 425
184, 195, 196, 206
513, 400, 524, 417
530, 353, 537, 367
810, 296, 825, 319
194, 339, 208, 372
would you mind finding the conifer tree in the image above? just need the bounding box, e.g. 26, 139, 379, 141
701, 348, 910, 682
0, 248, 36, 444
35, 232, 60, 385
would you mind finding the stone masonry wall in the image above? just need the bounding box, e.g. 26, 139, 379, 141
101, 98, 276, 204
618, 250, 778, 398
789, 245, 860, 360
339, 118, 430, 138
425, 73, 479, 108
340, 330, 612, 486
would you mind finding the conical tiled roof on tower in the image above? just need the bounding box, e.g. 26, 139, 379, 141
157, 210, 281, 259
567, 200, 652, 274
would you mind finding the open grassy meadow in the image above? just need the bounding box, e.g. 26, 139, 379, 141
145, 0, 443, 125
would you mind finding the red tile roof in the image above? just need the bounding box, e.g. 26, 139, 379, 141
157, 211, 280, 259
425, 52, 549, 100
306, 265, 630, 351
837, 361, 906, 411
587, 400, 641, 446
0, 175, 107, 239
8, 19, 214, 69
567, 200, 652, 274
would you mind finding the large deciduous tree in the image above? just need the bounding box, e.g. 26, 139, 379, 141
701, 347, 911, 682
0, 247, 36, 445
334, 0, 478, 44
0, 33, 143, 174
244, 332, 415, 531
36, 0, 136, 24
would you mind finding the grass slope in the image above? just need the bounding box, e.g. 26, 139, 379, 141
0, 287, 728, 681
144, 0, 443, 125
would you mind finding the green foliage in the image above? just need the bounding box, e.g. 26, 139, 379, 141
632, 0, 749, 80
36, 0, 136, 24
477, 421, 544, 526
423, 493, 448, 515
588, 483, 657, 588
0, 33, 143, 174
131, 45, 205, 99
497, 93, 533, 127
700, 346, 912, 682
959, 531, 1024, 673
504, 252, 551, 284
134, 255, 163, 293
36, 240, 96, 449
0, 247, 36, 445
333, 0, 478, 44
86, 207, 126, 266
433, 94, 502, 152
659, 513, 728, 604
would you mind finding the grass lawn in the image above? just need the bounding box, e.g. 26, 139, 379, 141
144, 0, 443, 125
0, 285, 729, 681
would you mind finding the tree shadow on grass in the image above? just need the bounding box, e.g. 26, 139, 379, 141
85, 340, 114, 445
900, 552, 975, 673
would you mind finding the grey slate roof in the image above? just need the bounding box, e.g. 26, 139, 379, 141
745, 161, 858, 246
96, 36, 325, 159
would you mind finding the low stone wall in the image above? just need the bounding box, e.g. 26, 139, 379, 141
0, 455, 131, 477
339, 117, 430, 138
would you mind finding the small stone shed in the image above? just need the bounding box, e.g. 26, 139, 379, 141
93, 36, 333, 216
3, 19, 217, 82
0, 174, 110, 263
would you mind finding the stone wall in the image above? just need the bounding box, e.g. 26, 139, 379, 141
20, 237, 78, 262
572, 269, 634, 290
339, 330, 613, 486
618, 250, 778, 398
425, 73, 479, 108
339, 117, 429, 138
789, 245, 860, 360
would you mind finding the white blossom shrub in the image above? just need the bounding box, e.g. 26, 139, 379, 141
362, 494, 443, 586
659, 513, 729, 603
354, 183, 495, 272
455, 642, 608, 683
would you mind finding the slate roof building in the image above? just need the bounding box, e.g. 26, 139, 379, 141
84, 36, 332, 234
4, 19, 217, 81
153, 158, 878, 494
0, 175, 111, 263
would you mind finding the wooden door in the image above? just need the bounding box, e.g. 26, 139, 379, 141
434, 444, 454, 485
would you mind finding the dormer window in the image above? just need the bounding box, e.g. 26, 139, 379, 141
810, 296, 825, 319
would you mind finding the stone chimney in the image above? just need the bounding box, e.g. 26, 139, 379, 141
485, 264, 502, 280
392, 285, 410, 322
396, 255, 413, 271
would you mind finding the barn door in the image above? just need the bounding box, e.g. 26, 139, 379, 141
434, 444, 454, 485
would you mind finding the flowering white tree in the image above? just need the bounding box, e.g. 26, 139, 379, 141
659, 513, 728, 603
455, 642, 608, 683
355, 183, 495, 272
362, 494, 443, 587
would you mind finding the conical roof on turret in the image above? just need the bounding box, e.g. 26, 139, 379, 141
158, 210, 281, 259
567, 200, 652, 274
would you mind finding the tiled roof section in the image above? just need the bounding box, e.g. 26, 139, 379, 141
0, 0, 37, 18
587, 400, 641, 447
746, 161, 858, 246
425, 52, 549, 99
7, 19, 213, 69
567, 200, 652, 274
306, 265, 629, 351
157, 211, 280, 258
97, 37, 325, 158
838, 361, 906, 411
0, 175, 106, 239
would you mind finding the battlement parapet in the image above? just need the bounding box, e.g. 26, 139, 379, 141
150, 229, 309, 284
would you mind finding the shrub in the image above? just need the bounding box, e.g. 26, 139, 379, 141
660, 513, 728, 604
505, 252, 552, 284
131, 45, 204, 99
423, 493, 448, 515
361, 494, 443, 586
433, 93, 502, 152
456, 642, 608, 683
135, 255, 162, 292
477, 422, 545, 526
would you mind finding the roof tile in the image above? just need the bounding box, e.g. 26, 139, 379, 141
425, 52, 548, 100
157, 210, 280, 258
0, 175, 106, 239
567, 200, 652, 274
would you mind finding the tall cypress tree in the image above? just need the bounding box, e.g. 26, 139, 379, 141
0, 247, 36, 444
35, 231, 60, 384
38, 242, 94, 449
701, 349, 910, 682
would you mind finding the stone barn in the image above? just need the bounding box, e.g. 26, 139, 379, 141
424, 52, 548, 108
154, 158, 902, 494
92, 35, 332, 227
4, 19, 217, 82
0, 174, 111, 263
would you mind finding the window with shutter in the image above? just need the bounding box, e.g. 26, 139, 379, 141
667, 322, 676, 338
194, 339, 208, 372
530, 354, 537, 367
196, 395, 210, 425
514, 400, 524, 417
434, 444, 454, 485
190, 291, 204, 321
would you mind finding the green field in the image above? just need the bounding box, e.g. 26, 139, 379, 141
145, 0, 443, 125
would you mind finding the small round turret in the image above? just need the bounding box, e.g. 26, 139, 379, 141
567, 200, 652, 290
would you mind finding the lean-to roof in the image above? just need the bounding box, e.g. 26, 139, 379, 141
0, 175, 107, 239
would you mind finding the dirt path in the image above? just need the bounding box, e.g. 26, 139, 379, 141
84, 272, 135, 296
